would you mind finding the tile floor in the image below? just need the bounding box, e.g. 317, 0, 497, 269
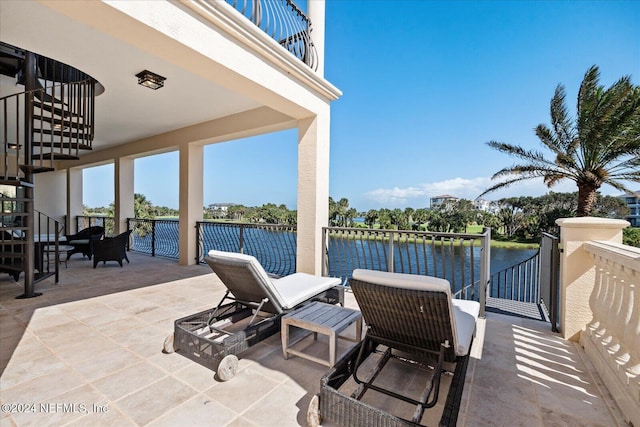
0, 253, 628, 426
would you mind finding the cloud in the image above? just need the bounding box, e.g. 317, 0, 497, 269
364, 176, 581, 207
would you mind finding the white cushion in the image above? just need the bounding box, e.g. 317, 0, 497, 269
352, 269, 479, 356
452, 299, 480, 356
207, 250, 340, 310
271, 273, 341, 309
352, 269, 451, 294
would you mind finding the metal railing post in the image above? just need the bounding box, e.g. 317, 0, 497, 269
195, 222, 201, 264
126, 218, 131, 251
239, 224, 245, 254
479, 227, 491, 317
387, 231, 395, 272
151, 219, 156, 257
321, 227, 328, 277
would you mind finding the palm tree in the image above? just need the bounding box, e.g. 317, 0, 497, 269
481, 65, 640, 216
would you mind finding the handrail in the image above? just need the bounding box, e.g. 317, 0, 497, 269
1, 78, 96, 181
322, 227, 491, 313
197, 221, 297, 277
75, 215, 116, 236
224, 0, 318, 70
127, 218, 179, 259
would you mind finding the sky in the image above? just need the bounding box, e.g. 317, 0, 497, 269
84, 0, 640, 212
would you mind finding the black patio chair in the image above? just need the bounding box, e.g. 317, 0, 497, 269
65, 226, 104, 260
92, 230, 131, 268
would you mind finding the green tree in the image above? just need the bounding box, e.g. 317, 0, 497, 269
481, 65, 640, 216
364, 209, 379, 228
134, 193, 156, 219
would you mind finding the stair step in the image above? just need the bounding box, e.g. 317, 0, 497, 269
32, 101, 80, 118
0, 263, 24, 272
31, 141, 92, 150
32, 128, 91, 140
38, 153, 80, 161
19, 165, 55, 174
32, 115, 87, 130
0, 178, 34, 188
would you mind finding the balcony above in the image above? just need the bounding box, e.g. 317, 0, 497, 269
225, 0, 318, 71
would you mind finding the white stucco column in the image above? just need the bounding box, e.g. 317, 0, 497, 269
555, 217, 629, 341
115, 157, 135, 235
297, 108, 330, 275
307, 0, 325, 77
178, 143, 203, 265
67, 168, 83, 233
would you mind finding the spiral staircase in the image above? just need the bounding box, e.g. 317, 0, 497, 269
0, 42, 100, 297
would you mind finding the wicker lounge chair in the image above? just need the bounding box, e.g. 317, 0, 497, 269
164, 250, 344, 381
311, 269, 480, 427
65, 226, 104, 260
92, 230, 131, 268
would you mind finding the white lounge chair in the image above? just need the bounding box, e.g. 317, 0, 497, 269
165, 250, 342, 381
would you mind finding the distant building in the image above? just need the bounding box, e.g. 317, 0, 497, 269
618, 191, 640, 227
209, 203, 236, 212
430, 195, 459, 210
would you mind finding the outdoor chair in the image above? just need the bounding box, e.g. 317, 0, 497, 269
92, 230, 131, 268
164, 249, 343, 381
310, 269, 480, 427
0, 230, 24, 281
65, 226, 104, 260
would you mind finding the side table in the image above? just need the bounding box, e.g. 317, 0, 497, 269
282, 301, 362, 367
43, 244, 74, 268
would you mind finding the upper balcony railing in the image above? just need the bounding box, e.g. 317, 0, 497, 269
225, 0, 318, 70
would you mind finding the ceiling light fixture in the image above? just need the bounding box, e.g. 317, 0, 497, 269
135, 70, 166, 90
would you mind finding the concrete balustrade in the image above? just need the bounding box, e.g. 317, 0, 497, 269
557, 217, 640, 426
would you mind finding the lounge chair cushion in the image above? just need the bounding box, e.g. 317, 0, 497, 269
452, 299, 480, 356
271, 273, 341, 309
206, 250, 340, 312
352, 269, 479, 356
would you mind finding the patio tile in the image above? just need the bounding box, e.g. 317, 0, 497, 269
172, 362, 218, 392
2, 331, 52, 364
115, 376, 198, 425
10, 384, 107, 427
46, 332, 120, 365
109, 323, 166, 348
147, 351, 192, 374
66, 405, 136, 427
97, 316, 148, 337
1, 353, 67, 389
1, 366, 87, 404
203, 366, 281, 414
241, 382, 309, 427
146, 394, 237, 426
91, 361, 167, 401
73, 349, 143, 382
0, 314, 26, 340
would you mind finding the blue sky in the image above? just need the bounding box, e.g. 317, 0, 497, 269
84, 0, 640, 212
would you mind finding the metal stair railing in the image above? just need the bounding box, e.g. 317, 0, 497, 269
1, 79, 96, 181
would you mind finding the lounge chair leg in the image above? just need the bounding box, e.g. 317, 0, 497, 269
351, 338, 392, 400
163, 334, 175, 353
217, 355, 238, 382
307, 394, 321, 427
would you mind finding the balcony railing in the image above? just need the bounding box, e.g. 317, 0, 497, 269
196, 221, 296, 277
581, 240, 640, 425
322, 227, 491, 315
224, 0, 318, 70
75, 215, 115, 236
127, 218, 179, 258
